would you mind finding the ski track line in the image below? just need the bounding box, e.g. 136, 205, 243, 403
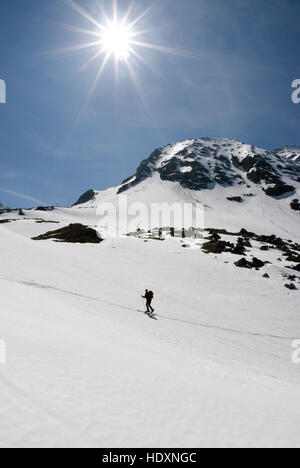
0, 274, 297, 342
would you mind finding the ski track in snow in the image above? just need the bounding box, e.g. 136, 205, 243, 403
0, 147, 299, 447
0, 274, 297, 342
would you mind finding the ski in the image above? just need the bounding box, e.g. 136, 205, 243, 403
137, 309, 158, 319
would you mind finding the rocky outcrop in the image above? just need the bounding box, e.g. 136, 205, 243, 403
263, 184, 295, 198
32, 224, 103, 244
202, 238, 246, 256
73, 190, 96, 206
118, 149, 163, 194
35, 206, 54, 212
159, 159, 214, 190
235, 257, 265, 270
284, 283, 297, 290
291, 199, 300, 211
115, 138, 300, 198
227, 196, 243, 203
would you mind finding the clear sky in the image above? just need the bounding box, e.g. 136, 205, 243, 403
0, 0, 299, 208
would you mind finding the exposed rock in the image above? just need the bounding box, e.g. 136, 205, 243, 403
73, 190, 96, 206
283, 274, 297, 282
285, 254, 300, 263
284, 283, 297, 290
35, 220, 59, 224
263, 183, 294, 198
235, 258, 253, 269
231, 244, 246, 255
209, 231, 221, 241
252, 257, 265, 269
227, 196, 243, 203
239, 228, 255, 238
291, 199, 300, 211
237, 237, 252, 248
255, 234, 285, 248
235, 257, 265, 269
35, 206, 54, 212
32, 223, 103, 244
115, 138, 300, 196
160, 158, 214, 190
118, 148, 162, 194
263, 273, 270, 278
290, 242, 300, 253
202, 240, 232, 254
207, 228, 239, 236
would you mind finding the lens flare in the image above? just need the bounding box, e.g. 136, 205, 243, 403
101, 22, 132, 59
53, 0, 193, 114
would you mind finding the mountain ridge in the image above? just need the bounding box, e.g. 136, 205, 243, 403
116, 138, 300, 197
69, 138, 299, 239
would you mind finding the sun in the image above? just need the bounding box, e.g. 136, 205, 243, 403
58, 0, 191, 109
101, 21, 132, 60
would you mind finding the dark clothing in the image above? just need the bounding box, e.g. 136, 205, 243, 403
143, 291, 154, 313
144, 291, 153, 301
146, 298, 154, 313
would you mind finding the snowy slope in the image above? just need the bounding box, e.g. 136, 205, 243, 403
0, 137, 299, 448
0, 208, 300, 448
86, 173, 299, 239
74, 138, 300, 239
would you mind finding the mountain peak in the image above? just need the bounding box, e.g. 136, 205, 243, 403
117, 138, 300, 196
274, 145, 300, 163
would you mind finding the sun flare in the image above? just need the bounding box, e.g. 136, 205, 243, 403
59, 0, 190, 110
101, 22, 132, 59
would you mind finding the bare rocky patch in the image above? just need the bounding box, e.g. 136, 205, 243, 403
32, 223, 103, 244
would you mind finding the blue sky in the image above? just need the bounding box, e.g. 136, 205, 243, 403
0, 0, 299, 208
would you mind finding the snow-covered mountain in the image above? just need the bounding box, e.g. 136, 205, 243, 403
0, 137, 299, 448
76, 138, 300, 239
274, 145, 300, 164
117, 138, 299, 194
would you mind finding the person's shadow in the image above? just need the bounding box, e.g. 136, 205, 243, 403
137, 310, 158, 320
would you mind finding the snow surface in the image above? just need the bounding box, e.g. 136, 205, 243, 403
83, 172, 299, 240
275, 146, 300, 164
77, 137, 300, 239
0, 203, 299, 448
0, 138, 299, 448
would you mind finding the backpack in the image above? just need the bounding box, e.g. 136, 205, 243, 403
148, 291, 154, 299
